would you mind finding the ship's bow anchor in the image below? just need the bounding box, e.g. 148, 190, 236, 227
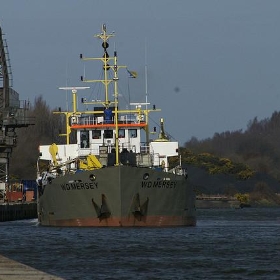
131, 193, 149, 221
92, 194, 111, 221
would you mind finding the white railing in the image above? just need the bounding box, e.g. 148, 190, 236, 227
75, 114, 139, 126
77, 146, 100, 156
140, 143, 150, 154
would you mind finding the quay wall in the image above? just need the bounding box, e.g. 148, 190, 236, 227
0, 254, 64, 279
0, 202, 37, 222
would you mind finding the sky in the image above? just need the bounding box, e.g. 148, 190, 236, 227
1, 0, 280, 145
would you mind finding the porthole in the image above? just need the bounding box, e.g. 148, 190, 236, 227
143, 173, 149, 180
89, 174, 96, 181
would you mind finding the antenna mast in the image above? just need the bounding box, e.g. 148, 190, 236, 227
145, 38, 148, 111
58, 87, 90, 144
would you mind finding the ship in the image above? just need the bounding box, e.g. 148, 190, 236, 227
36, 24, 196, 227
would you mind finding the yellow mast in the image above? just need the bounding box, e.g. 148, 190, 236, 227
113, 51, 120, 165
81, 24, 126, 165
79, 24, 117, 107
54, 24, 161, 153
56, 87, 90, 144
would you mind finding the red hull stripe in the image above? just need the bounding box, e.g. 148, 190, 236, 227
43, 216, 197, 227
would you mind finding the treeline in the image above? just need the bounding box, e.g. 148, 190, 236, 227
9, 96, 62, 180
9, 96, 280, 183
183, 111, 280, 181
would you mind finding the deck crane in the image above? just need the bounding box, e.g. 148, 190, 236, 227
0, 25, 35, 191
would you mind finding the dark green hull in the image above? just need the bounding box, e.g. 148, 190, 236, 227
38, 165, 196, 226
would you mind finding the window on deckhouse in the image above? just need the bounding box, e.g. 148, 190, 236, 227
128, 129, 137, 138
119, 129, 125, 138
81, 131, 89, 148
92, 130, 101, 139
104, 130, 113, 139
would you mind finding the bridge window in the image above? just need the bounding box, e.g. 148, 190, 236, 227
129, 129, 137, 138
119, 129, 125, 138
92, 130, 101, 139
81, 131, 89, 148
104, 129, 113, 139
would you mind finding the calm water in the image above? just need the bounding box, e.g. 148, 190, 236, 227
0, 208, 280, 280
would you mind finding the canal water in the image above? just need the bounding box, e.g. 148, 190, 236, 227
0, 208, 279, 279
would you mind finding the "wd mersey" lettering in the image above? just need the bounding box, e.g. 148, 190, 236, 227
141, 181, 177, 189
61, 182, 98, 191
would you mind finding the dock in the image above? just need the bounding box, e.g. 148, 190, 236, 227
0, 202, 37, 222
0, 255, 64, 280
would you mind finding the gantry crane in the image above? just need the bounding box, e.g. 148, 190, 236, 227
0, 25, 35, 191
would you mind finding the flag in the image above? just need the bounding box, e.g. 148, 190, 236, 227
127, 69, 137, 78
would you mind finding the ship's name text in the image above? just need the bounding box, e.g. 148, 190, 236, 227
141, 181, 177, 189
61, 182, 98, 191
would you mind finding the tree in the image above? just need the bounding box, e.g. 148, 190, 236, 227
9, 96, 57, 179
